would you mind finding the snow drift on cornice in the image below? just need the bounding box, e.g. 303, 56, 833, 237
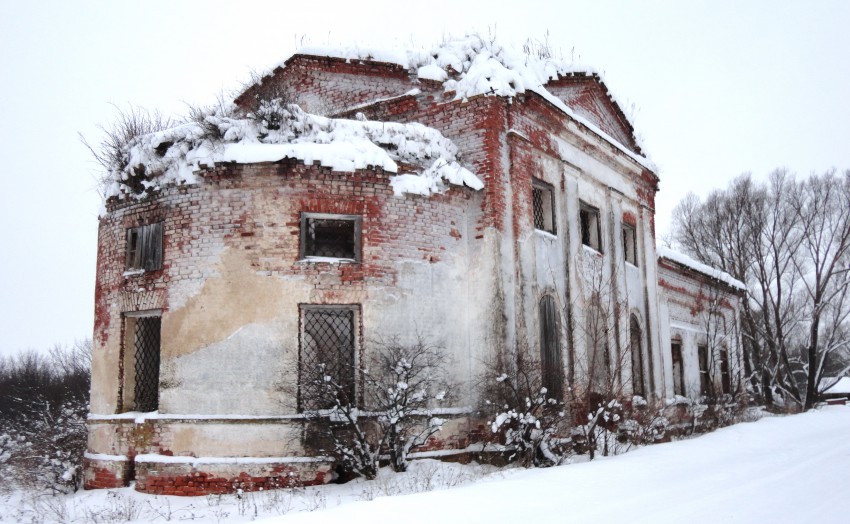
106, 104, 482, 202
295, 35, 654, 171
657, 246, 747, 291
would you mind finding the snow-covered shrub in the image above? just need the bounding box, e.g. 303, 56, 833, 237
184, 92, 237, 141
80, 106, 173, 198
662, 394, 747, 437
481, 354, 571, 467
0, 341, 90, 494
300, 336, 453, 480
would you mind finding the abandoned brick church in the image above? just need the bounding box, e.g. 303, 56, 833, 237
84, 37, 745, 494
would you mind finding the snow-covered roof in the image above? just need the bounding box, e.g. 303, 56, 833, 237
657, 246, 747, 292
821, 377, 850, 395
289, 36, 654, 171
106, 104, 482, 201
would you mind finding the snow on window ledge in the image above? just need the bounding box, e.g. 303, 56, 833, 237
297, 256, 357, 264
581, 243, 603, 257
534, 229, 558, 241
123, 269, 146, 277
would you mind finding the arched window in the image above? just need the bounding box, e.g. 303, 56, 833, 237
630, 315, 645, 397
586, 298, 611, 393
539, 295, 563, 398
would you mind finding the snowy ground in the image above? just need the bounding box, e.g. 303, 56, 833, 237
2, 406, 848, 523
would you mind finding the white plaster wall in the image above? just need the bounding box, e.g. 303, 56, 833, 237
657, 263, 744, 400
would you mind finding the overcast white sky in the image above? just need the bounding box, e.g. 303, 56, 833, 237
1, 0, 848, 356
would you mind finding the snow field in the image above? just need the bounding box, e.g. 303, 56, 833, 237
2, 406, 849, 523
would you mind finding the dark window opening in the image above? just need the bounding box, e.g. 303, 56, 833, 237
301, 214, 361, 261
698, 344, 711, 396
623, 224, 637, 265
532, 181, 556, 234
132, 316, 161, 412
671, 340, 685, 397
126, 222, 163, 271
299, 306, 357, 411
539, 295, 563, 399
580, 203, 602, 252
720, 349, 731, 395
630, 315, 645, 397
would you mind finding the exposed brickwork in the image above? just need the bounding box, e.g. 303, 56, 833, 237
546, 74, 640, 154
83, 457, 129, 489
87, 48, 746, 495
236, 55, 415, 116
135, 462, 331, 496
97, 162, 475, 303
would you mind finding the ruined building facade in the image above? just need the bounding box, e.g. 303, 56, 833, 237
84, 43, 745, 494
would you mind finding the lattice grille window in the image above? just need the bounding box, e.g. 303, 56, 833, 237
126, 222, 163, 271
301, 213, 361, 261
299, 306, 357, 411
133, 316, 161, 412
532, 181, 555, 234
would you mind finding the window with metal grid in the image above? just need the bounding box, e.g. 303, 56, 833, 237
133, 316, 161, 412
126, 222, 163, 271
299, 307, 356, 411
532, 181, 555, 234
301, 214, 361, 261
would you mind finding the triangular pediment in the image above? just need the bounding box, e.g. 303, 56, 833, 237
545, 74, 641, 155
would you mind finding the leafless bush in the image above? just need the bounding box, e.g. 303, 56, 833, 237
299, 336, 453, 480
480, 351, 571, 467
0, 340, 91, 493
184, 91, 236, 141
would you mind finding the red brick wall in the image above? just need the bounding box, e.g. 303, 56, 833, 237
93, 161, 480, 413
135, 462, 330, 496
546, 75, 639, 154
236, 55, 415, 115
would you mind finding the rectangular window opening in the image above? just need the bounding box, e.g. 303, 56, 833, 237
532, 181, 556, 234
126, 222, 163, 271
299, 305, 358, 412
580, 203, 602, 252
623, 224, 637, 266
720, 349, 731, 395
301, 213, 361, 261
671, 341, 685, 397
698, 344, 711, 396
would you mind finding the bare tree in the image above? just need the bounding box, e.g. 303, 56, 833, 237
673, 169, 850, 410
789, 172, 850, 408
